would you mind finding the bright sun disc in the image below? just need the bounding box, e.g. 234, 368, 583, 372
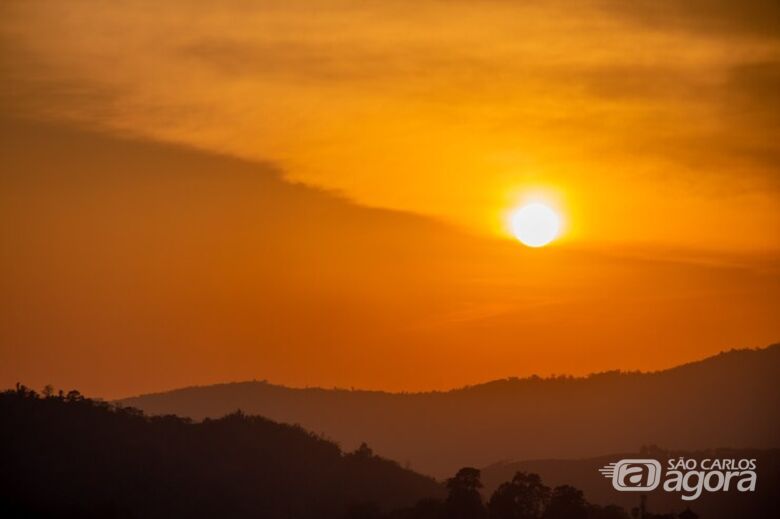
510, 203, 561, 247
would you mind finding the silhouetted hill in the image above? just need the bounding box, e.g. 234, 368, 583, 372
119, 344, 780, 477
481, 447, 779, 518
0, 386, 444, 518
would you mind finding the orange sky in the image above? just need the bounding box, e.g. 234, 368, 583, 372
1, 1, 779, 398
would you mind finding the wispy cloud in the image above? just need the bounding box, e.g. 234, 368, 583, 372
1, 0, 778, 250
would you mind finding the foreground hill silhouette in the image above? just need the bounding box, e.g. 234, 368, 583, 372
120, 345, 780, 477
0, 386, 443, 518
2, 386, 769, 518
2, 388, 709, 518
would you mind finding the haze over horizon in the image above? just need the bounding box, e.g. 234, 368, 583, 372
118, 344, 780, 478
1, 0, 779, 399
117, 343, 778, 399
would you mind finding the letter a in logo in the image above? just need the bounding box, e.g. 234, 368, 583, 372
600, 459, 662, 492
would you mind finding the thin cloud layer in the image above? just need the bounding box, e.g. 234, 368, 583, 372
1, 0, 778, 251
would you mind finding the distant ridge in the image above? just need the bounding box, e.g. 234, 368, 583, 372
119, 344, 780, 477
122, 344, 779, 398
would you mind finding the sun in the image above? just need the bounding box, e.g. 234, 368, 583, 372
510, 202, 561, 247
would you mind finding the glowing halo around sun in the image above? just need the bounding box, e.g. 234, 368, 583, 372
509, 202, 561, 247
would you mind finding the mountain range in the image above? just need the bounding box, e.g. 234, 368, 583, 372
119, 344, 780, 478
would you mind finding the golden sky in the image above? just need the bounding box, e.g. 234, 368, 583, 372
1, 1, 779, 397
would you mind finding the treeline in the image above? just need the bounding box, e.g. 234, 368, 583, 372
385, 467, 698, 519
0, 385, 698, 519
0, 385, 442, 518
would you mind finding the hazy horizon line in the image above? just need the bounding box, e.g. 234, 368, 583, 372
111, 342, 778, 401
